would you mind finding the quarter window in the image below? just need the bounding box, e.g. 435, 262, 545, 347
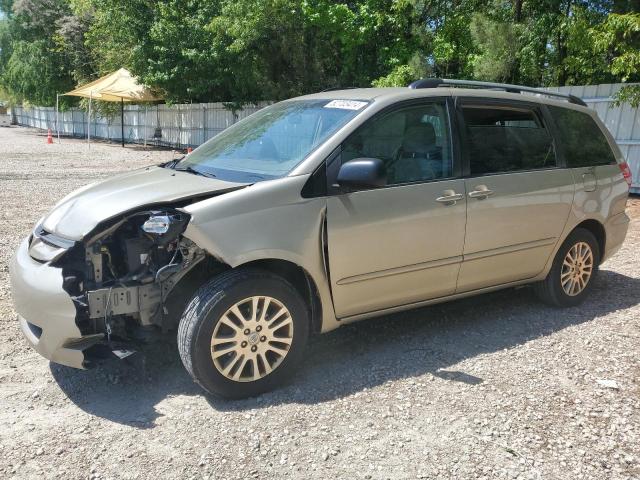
548, 106, 616, 167
462, 104, 556, 175
341, 102, 453, 185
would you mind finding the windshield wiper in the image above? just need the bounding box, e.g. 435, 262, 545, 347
174, 165, 217, 178
164, 157, 184, 169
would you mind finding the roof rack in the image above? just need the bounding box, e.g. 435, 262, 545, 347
321, 86, 359, 92
407, 78, 587, 107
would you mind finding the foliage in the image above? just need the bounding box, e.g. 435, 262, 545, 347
204, 0, 421, 101
594, 13, 640, 80
615, 85, 640, 107
430, 12, 476, 79
2, 40, 70, 105
0, 0, 83, 106
592, 12, 640, 106
470, 13, 520, 83
372, 65, 415, 87
0, 0, 639, 106
372, 54, 429, 87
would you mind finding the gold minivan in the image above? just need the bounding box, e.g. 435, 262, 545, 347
10, 80, 631, 398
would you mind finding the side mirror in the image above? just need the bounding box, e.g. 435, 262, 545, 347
337, 158, 387, 189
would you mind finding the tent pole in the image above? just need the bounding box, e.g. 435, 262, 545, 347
55, 94, 60, 143
121, 98, 125, 147
144, 106, 148, 148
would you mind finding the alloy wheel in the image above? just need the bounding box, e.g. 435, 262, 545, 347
210, 296, 294, 382
560, 241, 594, 296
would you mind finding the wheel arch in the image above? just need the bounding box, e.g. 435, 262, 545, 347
163, 254, 231, 330
166, 256, 324, 334
573, 219, 606, 263
239, 258, 324, 334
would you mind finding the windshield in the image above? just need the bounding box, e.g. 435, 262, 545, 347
174, 99, 369, 182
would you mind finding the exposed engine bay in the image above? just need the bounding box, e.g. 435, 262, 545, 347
49, 208, 208, 352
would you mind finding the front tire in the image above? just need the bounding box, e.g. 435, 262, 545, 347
178, 268, 309, 399
534, 228, 600, 307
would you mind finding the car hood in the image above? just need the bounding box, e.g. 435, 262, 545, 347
41, 166, 245, 240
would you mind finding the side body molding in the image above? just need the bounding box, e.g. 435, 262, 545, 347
182, 175, 340, 332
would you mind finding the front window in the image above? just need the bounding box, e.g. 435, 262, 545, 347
175, 99, 369, 182
341, 101, 453, 185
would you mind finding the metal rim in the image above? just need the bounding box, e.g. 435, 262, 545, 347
210, 296, 294, 382
561, 241, 594, 296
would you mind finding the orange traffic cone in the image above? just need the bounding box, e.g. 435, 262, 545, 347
47, 129, 53, 144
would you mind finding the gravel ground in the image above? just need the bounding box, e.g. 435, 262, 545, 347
0, 126, 639, 480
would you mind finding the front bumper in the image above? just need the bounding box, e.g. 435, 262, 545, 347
9, 237, 99, 369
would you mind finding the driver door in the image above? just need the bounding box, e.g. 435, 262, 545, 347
326, 99, 467, 318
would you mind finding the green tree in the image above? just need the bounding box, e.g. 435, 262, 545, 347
1, 0, 639, 105
133, 0, 221, 102
0, 0, 78, 105
0, 0, 101, 105
470, 13, 520, 83
594, 13, 640, 106
209, 0, 422, 100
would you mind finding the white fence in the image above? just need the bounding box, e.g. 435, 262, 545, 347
11, 102, 270, 149
547, 84, 640, 193
10, 83, 640, 192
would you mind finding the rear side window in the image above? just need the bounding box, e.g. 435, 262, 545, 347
461, 104, 556, 175
548, 106, 616, 167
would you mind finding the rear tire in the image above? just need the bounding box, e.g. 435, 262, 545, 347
178, 268, 309, 399
534, 228, 600, 307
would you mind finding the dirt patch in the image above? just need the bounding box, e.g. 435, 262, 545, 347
1, 127, 639, 479
626, 195, 640, 219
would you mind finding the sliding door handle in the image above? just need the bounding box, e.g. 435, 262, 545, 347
468, 186, 494, 199
436, 190, 464, 205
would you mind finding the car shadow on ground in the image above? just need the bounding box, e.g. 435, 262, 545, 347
50, 269, 640, 427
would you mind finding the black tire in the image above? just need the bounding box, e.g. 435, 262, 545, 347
177, 268, 309, 399
534, 228, 600, 307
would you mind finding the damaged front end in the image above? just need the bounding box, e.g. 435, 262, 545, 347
9, 165, 249, 369
43, 208, 207, 365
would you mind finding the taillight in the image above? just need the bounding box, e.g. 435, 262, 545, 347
619, 162, 632, 189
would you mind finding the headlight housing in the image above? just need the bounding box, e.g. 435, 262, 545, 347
142, 215, 172, 234
141, 212, 189, 246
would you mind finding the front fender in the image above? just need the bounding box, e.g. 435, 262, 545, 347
182, 176, 339, 332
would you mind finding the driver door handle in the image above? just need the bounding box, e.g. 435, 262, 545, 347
436, 190, 464, 205
468, 185, 494, 199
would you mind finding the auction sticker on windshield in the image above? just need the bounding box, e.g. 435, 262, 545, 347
324, 100, 368, 110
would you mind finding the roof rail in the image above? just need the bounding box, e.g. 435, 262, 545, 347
407, 78, 587, 107
321, 86, 359, 92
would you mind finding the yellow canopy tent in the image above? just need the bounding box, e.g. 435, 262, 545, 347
62, 68, 162, 147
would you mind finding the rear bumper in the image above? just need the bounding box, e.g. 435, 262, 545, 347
602, 211, 630, 262
9, 237, 99, 369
